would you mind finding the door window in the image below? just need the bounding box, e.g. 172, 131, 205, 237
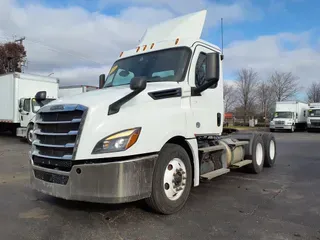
195, 52, 217, 89
23, 99, 31, 112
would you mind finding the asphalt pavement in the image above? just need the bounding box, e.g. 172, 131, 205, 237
0, 132, 320, 240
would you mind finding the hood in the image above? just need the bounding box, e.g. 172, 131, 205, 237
47, 82, 183, 110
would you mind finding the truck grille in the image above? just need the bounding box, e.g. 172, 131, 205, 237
310, 120, 320, 126
32, 104, 88, 172
275, 120, 285, 125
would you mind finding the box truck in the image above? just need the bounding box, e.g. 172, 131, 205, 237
307, 103, 320, 132
29, 10, 277, 215
59, 85, 98, 98
269, 101, 308, 132
0, 72, 59, 143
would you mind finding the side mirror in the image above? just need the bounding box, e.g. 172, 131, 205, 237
35, 91, 47, 105
130, 77, 147, 91
206, 52, 220, 83
99, 74, 105, 89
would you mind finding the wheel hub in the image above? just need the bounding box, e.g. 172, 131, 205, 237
163, 158, 187, 200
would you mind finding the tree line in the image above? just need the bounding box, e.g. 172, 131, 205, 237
0, 41, 26, 74
224, 68, 320, 124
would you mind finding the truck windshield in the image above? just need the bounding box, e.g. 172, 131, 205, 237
308, 109, 320, 117
274, 112, 293, 119
103, 47, 191, 88
32, 98, 56, 113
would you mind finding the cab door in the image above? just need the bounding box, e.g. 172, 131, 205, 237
19, 98, 33, 128
187, 44, 224, 136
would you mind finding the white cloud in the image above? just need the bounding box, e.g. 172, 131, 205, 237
224, 31, 320, 88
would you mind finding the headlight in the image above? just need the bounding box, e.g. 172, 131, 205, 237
270, 121, 274, 125
92, 128, 141, 154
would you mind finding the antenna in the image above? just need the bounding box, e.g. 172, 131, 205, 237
221, 17, 224, 60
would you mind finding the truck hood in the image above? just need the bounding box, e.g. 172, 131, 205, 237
47, 82, 183, 110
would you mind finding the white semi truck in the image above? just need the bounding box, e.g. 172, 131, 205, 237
29, 10, 277, 215
307, 102, 320, 132
269, 101, 308, 132
59, 85, 98, 98
0, 72, 59, 143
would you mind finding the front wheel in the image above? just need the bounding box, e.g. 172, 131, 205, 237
145, 143, 192, 215
26, 124, 34, 145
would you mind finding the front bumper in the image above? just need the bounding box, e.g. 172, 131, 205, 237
30, 154, 158, 204
270, 125, 292, 130
307, 124, 320, 129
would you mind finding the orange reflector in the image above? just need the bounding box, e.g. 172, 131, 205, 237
119, 52, 123, 57
150, 43, 155, 49
136, 46, 140, 52
143, 45, 147, 51
175, 38, 179, 45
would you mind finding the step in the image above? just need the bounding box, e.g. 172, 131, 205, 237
200, 168, 230, 180
230, 159, 252, 168
198, 145, 225, 153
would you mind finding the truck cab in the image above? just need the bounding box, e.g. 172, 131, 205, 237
307, 103, 320, 132
17, 97, 56, 143
29, 10, 277, 215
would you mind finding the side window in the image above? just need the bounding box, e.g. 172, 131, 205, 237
304, 110, 306, 117
195, 53, 207, 88
23, 99, 31, 112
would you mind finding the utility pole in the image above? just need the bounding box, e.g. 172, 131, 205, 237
14, 36, 26, 72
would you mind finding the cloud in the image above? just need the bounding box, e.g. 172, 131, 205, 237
224, 30, 320, 87
0, 0, 262, 86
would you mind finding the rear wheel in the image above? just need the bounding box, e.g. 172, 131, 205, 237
145, 143, 192, 215
262, 133, 276, 167
248, 135, 265, 174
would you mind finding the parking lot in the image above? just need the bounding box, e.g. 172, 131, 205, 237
0, 132, 320, 240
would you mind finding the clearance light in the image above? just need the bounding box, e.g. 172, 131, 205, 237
143, 45, 147, 51
175, 38, 180, 45
136, 46, 140, 52
119, 52, 123, 57
150, 43, 155, 49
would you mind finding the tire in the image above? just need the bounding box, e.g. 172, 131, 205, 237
248, 135, 265, 174
262, 133, 276, 167
145, 143, 192, 215
26, 124, 34, 145
290, 125, 295, 133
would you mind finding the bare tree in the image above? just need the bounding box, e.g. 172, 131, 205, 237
235, 68, 259, 123
269, 71, 299, 101
257, 81, 275, 126
306, 82, 320, 103
223, 83, 236, 112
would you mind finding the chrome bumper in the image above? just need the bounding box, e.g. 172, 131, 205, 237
270, 125, 292, 130
30, 154, 158, 203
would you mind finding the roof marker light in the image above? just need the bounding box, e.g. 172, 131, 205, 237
150, 43, 155, 49
119, 52, 123, 57
143, 45, 147, 51
136, 46, 140, 52
175, 38, 180, 45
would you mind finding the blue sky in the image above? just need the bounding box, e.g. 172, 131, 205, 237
3, 0, 320, 100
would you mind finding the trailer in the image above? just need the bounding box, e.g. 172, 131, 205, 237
58, 85, 98, 98
0, 72, 59, 143
307, 102, 320, 132
269, 101, 308, 132
29, 10, 277, 215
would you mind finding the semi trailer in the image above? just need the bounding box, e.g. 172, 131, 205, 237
29, 10, 277, 215
269, 101, 308, 132
0, 72, 59, 143
307, 102, 320, 132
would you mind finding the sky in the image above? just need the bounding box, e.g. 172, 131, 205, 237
0, 0, 319, 98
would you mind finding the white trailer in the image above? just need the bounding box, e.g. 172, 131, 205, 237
269, 101, 308, 132
29, 10, 277, 215
59, 85, 98, 98
0, 72, 59, 143
307, 102, 320, 132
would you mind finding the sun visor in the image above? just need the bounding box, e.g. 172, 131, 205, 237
139, 10, 207, 45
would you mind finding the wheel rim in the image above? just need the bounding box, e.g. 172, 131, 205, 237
269, 140, 275, 160
28, 129, 33, 142
163, 158, 187, 201
255, 143, 263, 166
291, 126, 294, 132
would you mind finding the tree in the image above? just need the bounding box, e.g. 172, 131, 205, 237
269, 71, 299, 101
306, 81, 320, 103
223, 82, 236, 113
235, 68, 259, 123
257, 81, 275, 126
0, 41, 26, 74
